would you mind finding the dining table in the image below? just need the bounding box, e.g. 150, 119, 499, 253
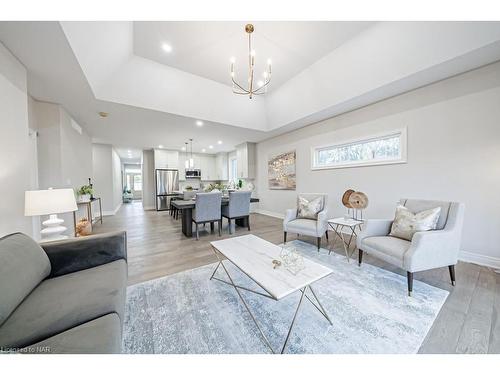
171, 196, 260, 237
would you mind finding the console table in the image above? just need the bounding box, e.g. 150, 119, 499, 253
73, 197, 103, 236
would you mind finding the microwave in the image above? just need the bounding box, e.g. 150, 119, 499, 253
185, 169, 201, 179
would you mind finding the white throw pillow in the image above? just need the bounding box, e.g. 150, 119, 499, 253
297, 196, 323, 220
389, 205, 441, 241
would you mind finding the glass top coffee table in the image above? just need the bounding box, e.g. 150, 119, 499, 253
210, 234, 333, 354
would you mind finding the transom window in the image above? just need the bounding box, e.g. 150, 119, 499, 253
311, 129, 407, 170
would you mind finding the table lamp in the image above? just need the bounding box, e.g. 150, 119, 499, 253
25, 188, 78, 242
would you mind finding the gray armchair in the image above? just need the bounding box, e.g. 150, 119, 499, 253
221, 191, 252, 234
283, 193, 329, 250
357, 199, 465, 296
192, 192, 222, 240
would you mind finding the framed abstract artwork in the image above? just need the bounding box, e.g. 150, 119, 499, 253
268, 150, 296, 190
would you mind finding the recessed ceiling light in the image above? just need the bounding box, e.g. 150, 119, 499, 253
201, 148, 206, 153
196, 120, 204, 127
217, 140, 222, 145
158, 145, 164, 149
181, 146, 186, 151
98, 112, 108, 118
209, 145, 213, 149
162, 43, 172, 53
230, 56, 236, 63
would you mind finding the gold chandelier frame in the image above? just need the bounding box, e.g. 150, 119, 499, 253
230, 24, 272, 99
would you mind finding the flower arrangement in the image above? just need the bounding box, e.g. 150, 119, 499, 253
77, 184, 94, 196
205, 183, 226, 192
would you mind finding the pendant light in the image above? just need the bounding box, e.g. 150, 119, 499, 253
189, 139, 194, 169
184, 142, 189, 169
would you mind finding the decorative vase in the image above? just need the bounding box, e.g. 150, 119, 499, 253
76, 219, 91, 236
78, 194, 90, 202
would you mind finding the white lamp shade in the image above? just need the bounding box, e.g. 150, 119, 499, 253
25, 188, 78, 216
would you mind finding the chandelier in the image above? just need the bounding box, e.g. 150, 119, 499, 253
230, 24, 272, 99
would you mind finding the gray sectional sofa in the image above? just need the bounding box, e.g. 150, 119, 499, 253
0, 231, 127, 354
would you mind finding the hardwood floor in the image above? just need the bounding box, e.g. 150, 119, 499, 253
94, 201, 500, 353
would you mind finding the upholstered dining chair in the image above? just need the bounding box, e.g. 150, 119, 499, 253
356, 199, 465, 296
192, 192, 222, 240
222, 191, 252, 234
283, 193, 329, 250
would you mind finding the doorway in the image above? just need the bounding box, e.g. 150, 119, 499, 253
124, 166, 143, 200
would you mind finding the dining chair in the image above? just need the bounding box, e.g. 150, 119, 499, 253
221, 191, 252, 234
192, 192, 222, 240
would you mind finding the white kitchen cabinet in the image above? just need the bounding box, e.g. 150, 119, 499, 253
199, 154, 216, 181
177, 152, 217, 181
154, 149, 179, 170
236, 142, 256, 179
215, 152, 228, 180
178, 152, 186, 180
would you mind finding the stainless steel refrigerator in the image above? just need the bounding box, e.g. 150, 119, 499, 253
155, 169, 179, 211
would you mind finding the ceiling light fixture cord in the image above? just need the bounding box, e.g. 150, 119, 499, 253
230, 24, 272, 99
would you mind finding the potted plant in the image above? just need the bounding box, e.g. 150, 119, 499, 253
77, 185, 94, 202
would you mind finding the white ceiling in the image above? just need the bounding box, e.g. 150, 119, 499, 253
1, 21, 500, 160
115, 148, 142, 164
133, 21, 375, 91
0, 21, 267, 155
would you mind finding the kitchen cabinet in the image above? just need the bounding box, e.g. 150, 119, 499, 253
154, 149, 179, 169
236, 142, 256, 179
215, 152, 228, 180
199, 155, 216, 181
178, 152, 186, 180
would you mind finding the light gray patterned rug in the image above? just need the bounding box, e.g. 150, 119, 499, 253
123, 240, 448, 354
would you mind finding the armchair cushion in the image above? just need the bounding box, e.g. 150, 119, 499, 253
285, 219, 320, 237
389, 205, 441, 241
362, 236, 412, 268
400, 199, 451, 230
297, 195, 323, 219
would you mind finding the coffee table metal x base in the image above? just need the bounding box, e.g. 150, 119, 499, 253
210, 248, 333, 354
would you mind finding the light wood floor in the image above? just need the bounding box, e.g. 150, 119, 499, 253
94, 201, 500, 354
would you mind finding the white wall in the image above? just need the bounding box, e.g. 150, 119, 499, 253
29, 99, 93, 235
92, 144, 122, 215
0, 42, 33, 237
59, 107, 92, 189
112, 148, 122, 210
255, 61, 500, 266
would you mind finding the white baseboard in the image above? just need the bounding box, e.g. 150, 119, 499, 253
254, 209, 284, 219
459, 251, 500, 270
102, 202, 122, 216
255, 209, 500, 271
142, 205, 155, 210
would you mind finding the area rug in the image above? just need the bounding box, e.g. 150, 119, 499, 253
123, 240, 449, 354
